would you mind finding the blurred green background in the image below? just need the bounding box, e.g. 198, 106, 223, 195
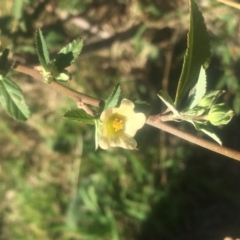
1, 0, 240, 239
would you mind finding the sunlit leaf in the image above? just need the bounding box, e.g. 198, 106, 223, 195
182, 106, 206, 117
157, 90, 179, 116
104, 84, 121, 110
0, 77, 30, 121
55, 39, 83, 70
12, 0, 24, 20
35, 29, 50, 68
64, 109, 95, 125
188, 66, 207, 109
188, 120, 222, 145
174, 0, 211, 107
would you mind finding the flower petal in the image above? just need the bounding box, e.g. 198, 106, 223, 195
108, 134, 137, 149
125, 112, 146, 136
99, 98, 145, 150
99, 136, 110, 149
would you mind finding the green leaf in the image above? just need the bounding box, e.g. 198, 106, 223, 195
94, 119, 102, 150
63, 109, 95, 125
207, 103, 234, 126
188, 66, 207, 109
188, 120, 222, 145
174, 0, 211, 107
157, 90, 179, 116
104, 84, 121, 110
12, 0, 24, 20
35, 29, 50, 68
182, 106, 206, 117
0, 77, 30, 121
54, 39, 83, 70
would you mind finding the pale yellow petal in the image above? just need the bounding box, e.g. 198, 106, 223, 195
119, 134, 137, 149
98, 98, 145, 150
119, 98, 134, 111
99, 137, 110, 149
125, 112, 146, 136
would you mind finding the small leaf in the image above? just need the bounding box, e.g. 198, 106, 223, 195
188, 66, 207, 109
54, 39, 83, 70
0, 77, 30, 121
182, 106, 206, 117
188, 120, 222, 145
174, 0, 211, 107
157, 90, 180, 116
35, 29, 50, 68
64, 109, 95, 125
207, 103, 234, 125
104, 84, 121, 110
94, 119, 102, 150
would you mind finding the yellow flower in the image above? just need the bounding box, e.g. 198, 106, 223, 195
99, 98, 146, 150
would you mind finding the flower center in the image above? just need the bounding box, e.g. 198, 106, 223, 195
112, 118, 124, 132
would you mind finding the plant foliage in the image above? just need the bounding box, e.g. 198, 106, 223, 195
174, 0, 211, 107
0, 76, 30, 121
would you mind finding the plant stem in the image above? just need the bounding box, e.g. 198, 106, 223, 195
14, 64, 101, 107
13, 64, 240, 162
147, 116, 240, 161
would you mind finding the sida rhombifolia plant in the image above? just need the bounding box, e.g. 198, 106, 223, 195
0, 0, 239, 160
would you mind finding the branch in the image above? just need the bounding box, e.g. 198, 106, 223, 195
13, 64, 240, 162
147, 116, 240, 161
14, 64, 101, 107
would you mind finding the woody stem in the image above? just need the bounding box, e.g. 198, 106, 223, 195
13, 64, 240, 162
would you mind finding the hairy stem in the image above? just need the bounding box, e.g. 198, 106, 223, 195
13, 64, 240, 161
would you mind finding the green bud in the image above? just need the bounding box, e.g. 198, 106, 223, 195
207, 103, 234, 126
198, 90, 224, 108
55, 70, 71, 82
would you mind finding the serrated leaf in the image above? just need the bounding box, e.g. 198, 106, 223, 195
35, 29, 50, 68
157, 90, 179, 116
54, 39, 83, 70
94, 119, 102, 150
174, 0, 211, 107
188, 66, 207, 109
188, 120, 222, 145
104, 84, 121, 110
63, 109, 95, 125
0, 77, 30, 121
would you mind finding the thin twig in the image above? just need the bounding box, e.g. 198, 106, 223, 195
13, 64, 240, 162
14, 64, 101, 107
218, 0, 240, 10
147, 116, 240, 161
